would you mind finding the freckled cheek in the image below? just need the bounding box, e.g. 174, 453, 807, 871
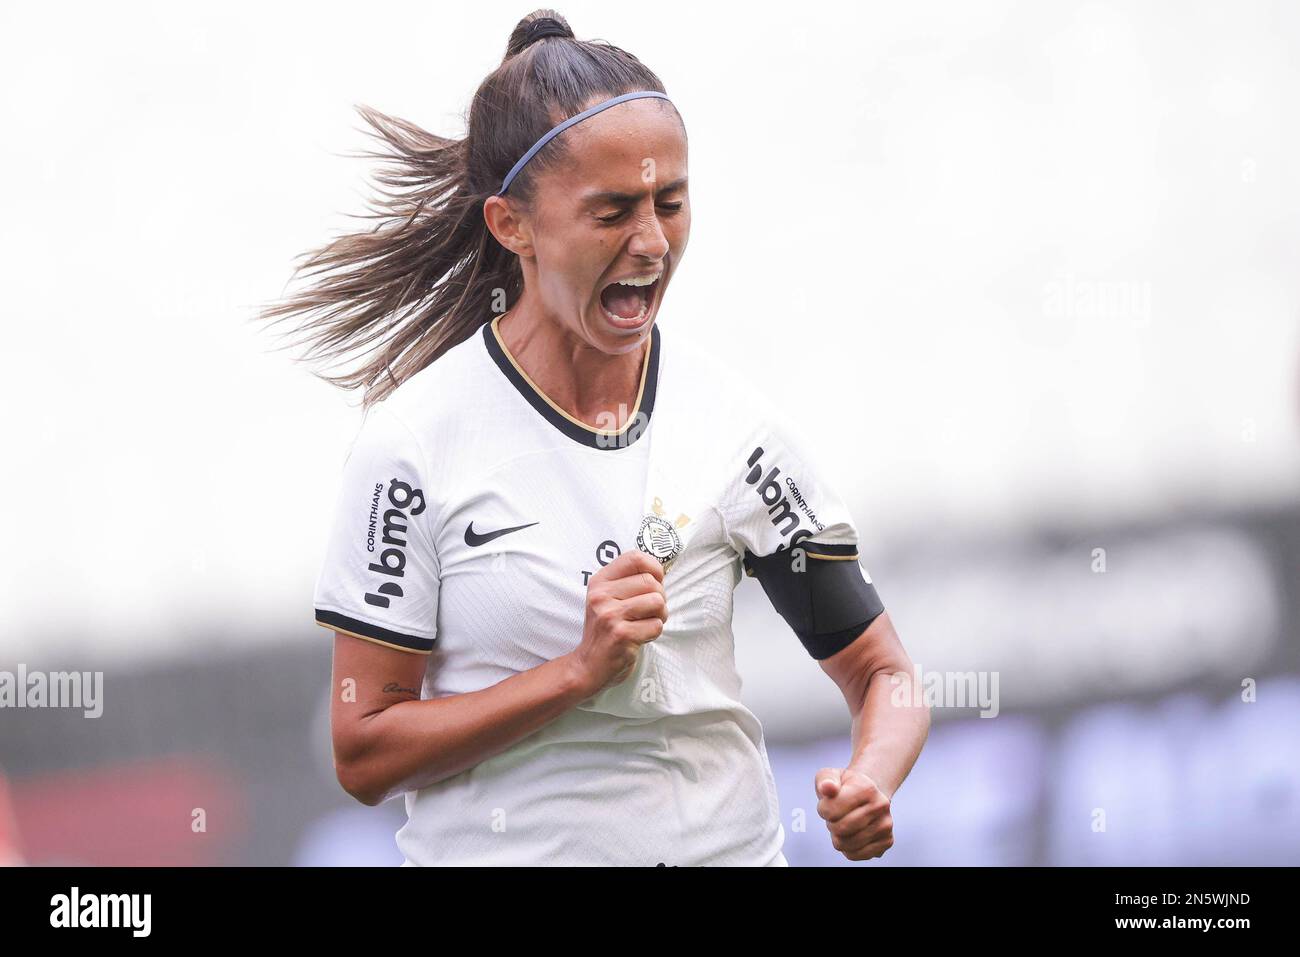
553, 231, 608, 294
581, 239, 611, 295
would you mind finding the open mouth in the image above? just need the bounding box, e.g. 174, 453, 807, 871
599, 272, 662, 330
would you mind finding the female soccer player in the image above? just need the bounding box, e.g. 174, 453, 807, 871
262, 10, 929, 866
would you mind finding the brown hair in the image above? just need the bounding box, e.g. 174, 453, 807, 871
257, 9, 677, 408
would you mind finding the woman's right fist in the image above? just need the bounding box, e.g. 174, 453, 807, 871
569, 549, 668, 695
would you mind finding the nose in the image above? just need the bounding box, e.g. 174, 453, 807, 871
628, 205, 670, 261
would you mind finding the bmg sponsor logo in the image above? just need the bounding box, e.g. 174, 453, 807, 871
364, 477, 426, 610
743, 446, 825, 550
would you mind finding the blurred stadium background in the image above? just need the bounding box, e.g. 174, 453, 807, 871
2, 1, 1298, 865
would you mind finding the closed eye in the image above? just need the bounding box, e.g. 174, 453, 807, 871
598, 202, 685, 224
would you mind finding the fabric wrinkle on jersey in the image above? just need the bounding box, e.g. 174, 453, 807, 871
312, 313, 884, 866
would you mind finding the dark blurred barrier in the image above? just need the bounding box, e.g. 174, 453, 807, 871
0, 649, 332, 866
1, 503, 1296, 865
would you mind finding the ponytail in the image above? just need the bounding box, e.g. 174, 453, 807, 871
258, 9, 672, 409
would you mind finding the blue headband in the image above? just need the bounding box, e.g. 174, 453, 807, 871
496, 90, 672, 196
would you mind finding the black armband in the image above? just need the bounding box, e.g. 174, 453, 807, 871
742, 542, 885, 660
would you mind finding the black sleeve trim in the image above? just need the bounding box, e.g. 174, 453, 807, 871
798, 613, 883, 660
314, 609, 435, 655
798, 541, 860, 560
742, 547, 885, 660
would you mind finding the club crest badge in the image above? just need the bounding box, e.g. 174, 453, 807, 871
636, 514, 682, 565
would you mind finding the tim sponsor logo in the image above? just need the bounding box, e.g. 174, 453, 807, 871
364, 476, 427, 610
743, 446, 825, 550
50, 887, 151, 937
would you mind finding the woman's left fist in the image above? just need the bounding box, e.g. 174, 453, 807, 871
814, 767, 894, 862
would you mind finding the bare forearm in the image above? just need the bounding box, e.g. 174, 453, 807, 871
844, 668, 930, 799
340, 653, 591, 804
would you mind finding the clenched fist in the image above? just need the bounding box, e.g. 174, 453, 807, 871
570, 549, 667, 695
815, 767, 894, 861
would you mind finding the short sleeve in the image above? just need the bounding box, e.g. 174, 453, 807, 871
720, 398, 884, 660
312, 405, 440, 655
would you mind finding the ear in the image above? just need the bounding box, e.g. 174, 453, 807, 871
483, 194, 534, 258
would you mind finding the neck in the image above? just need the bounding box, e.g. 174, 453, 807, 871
495, 303, 650, 432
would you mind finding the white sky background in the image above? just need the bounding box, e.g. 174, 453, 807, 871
1, 0, 1297, 662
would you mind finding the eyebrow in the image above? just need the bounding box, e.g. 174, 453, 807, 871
581, 177, 688, 205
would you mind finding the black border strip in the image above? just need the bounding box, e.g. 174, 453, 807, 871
481, 318, 660, 450
798, 541, 860, 560
800, 610, 884, 660
315, 609, 435, 655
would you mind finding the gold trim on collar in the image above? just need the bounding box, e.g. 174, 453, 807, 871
489, 314, 652, 437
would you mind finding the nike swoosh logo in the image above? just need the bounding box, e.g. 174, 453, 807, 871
464, 520, 539, 547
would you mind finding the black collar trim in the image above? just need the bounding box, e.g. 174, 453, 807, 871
482, 315, 660, 450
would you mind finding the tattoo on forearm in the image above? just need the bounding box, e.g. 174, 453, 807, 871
383, 682, 420, 696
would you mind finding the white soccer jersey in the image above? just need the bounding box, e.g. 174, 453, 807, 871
312, 313, 885, 866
